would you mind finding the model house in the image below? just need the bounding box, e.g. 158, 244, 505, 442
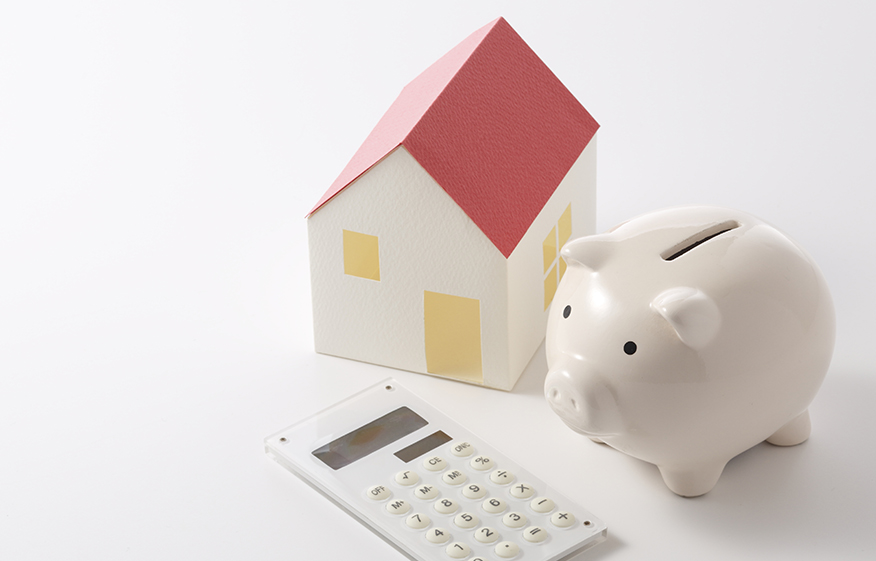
307, 17, 598, 390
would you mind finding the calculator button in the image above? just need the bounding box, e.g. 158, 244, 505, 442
426, 527, 451, 544
495, 541, 520, 558
470, 455, 494, 471
434, 498, 459, 515
442, 469, 468, 486
449, 441, 474, 457
530, 497, 555, 513
482, 497, 507, 514
453, 512, 479, 529
490, 469, 514, 485
423, 455, 448, 471
474, 526, 500, 544
551, 511, 576, 528
445, 542, 471, 559
502, 512, 527, 528
395, 470, 420, 486
386, 499, 411, 515
509, 483, 534, 499
523, 525, 548, 543
470, 558, 487, 561
366, 485, 391, 501
414, 484, 439, 500
406, 512, 431, 529
462, 483, 486, 500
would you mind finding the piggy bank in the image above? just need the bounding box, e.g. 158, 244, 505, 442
544, 206, 835, 497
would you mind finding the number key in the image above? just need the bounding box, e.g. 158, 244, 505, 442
454, 512, 479, 529
502, 511, 527, 528
482, 497, 507, 514
474, 526, 499, 544
434, 498, 459, 515
406, 512, 430, 529
462, 483, 486, 500
445, 542, 471, 559
426, 527, 451, 544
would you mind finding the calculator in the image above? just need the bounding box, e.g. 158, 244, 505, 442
264, 378, 606, 560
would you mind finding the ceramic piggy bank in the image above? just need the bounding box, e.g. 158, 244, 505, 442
544, 206, 835, 497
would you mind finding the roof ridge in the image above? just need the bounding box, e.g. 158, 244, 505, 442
307, 19, 503, 217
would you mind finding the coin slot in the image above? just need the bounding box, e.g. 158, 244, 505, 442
661, 220, 739, 261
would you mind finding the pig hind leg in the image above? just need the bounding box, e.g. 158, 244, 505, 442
766, 410, 811, 446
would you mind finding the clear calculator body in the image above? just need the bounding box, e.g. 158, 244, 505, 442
265, 378, 606, 560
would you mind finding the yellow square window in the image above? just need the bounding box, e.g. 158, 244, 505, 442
343, 229, 380, 281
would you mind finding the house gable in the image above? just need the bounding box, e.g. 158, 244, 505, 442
308, 147, 510, 387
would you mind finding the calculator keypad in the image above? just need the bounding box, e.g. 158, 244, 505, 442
365, 440, 587, 559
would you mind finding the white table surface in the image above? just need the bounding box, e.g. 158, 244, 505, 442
2, 1, 874, 559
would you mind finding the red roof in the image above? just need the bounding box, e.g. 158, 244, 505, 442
308, 17, 598, 258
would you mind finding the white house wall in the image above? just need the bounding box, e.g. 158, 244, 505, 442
506, 135, 597, 382
308, 146, 510, 388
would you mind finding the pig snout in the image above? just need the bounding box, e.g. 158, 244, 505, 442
545, 358, 624, 437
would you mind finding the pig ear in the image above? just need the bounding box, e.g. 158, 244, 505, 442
561, 236, 612, 271
651, 287, 721, 349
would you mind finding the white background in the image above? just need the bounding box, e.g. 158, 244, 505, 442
2, 1, 874, 559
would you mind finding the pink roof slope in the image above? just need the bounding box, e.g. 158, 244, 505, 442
308, 17, 598, 258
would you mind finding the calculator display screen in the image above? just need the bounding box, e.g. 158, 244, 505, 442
312, 406, 428, 470
393, 431, 453, 463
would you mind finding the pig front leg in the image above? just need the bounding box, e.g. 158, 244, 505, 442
765, 410, 811, 446
657, 461, 728, 497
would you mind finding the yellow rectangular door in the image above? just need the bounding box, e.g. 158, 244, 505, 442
424, 291, 483, 384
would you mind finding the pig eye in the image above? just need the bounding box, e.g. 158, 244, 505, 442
624, 341, 637, 355
563, 305, 571, 319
